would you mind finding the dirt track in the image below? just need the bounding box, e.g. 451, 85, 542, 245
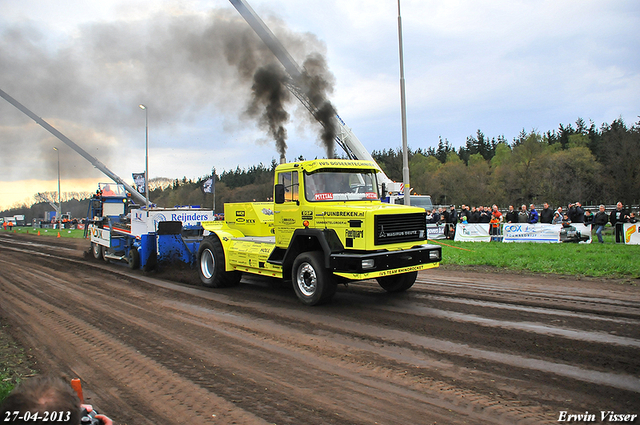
1, 232, 638, 424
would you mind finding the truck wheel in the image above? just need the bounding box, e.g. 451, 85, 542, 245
91, 242, 102, 260
198, 237, 241, 288
292, 251, 336, 306
376, 271, 418, 293
128, 248, 140, 270
102, 247, 110, 263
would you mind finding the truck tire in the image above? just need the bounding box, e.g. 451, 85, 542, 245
128, 248, 140, 270
102, 247, 110, 263
376, 271, 418, 293
91, 242, 102, 260
292, 251, 337, 306
198, 237, 241, 288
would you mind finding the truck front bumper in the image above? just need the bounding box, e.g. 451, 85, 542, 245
330, 244, 441, 280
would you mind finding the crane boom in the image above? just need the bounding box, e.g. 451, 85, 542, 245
229, 0, 402, 193
0, 88, 148, 205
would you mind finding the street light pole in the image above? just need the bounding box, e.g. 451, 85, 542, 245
138, 104, 150, 216
53, 147, 61, 231
397, 0, 411, 206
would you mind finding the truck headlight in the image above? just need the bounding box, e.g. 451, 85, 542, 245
361, 259, 375, 269
429, 250, 441, 261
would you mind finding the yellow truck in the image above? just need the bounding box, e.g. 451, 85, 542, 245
198, 159, 442, 305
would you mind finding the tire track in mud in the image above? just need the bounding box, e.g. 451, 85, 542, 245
0, 262, 269, 425
1, 235, 639, 424
0, 253, 505, 424
413, 275, 640, 318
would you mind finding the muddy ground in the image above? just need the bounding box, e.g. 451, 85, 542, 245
0, 232, 638, 424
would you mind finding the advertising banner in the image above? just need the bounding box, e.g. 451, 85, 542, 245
572, 224, 592, 244
89, 225, 111, 247
624, 223, 640, 245
454, 223, 491, 242
203, 177, 214, 194
132, 172, 145, 193
502, 223, 561, 243
426, 224, 447, 240
131, 208, 214, 237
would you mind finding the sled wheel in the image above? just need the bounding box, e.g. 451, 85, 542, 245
128, 248, 140, 270
91, 242, 102, 260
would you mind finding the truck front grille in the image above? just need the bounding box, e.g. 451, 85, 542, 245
375, 213, 426, 245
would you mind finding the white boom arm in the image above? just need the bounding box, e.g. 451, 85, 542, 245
229, 0, 403, 194
0, 88, 148, 205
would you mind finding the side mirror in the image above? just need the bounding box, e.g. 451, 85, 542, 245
274, 184, 285, 204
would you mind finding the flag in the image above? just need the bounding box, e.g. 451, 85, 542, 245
132, 173, 145, 193
203, 177, 214, 194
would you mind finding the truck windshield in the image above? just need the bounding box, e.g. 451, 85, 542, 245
394, 195, 433, 211
304, 170, 379, 202
99, 183, 127, 197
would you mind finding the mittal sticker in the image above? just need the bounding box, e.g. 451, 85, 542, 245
625, 224, 637, 243
315, 193, 333, 201
365, 192, 377, 199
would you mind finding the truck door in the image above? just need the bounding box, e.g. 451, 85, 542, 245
274, 170, 301, 247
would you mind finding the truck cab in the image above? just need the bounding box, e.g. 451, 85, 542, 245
199, 159, 441, 305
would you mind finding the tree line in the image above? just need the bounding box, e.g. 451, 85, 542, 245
373, 117, 640, 207
0, 163, 278, 219
147, 161, 278, 212
2, 118, 638, 220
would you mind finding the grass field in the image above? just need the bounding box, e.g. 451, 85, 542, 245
436, 239, 640, 278
0, 322, 37, 403
2, 227, 86, 238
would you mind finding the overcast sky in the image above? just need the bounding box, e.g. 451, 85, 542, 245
1, 0, 638, 210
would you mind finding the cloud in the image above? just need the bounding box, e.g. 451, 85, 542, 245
0, 0, 637, 209
0, 4, 335, 183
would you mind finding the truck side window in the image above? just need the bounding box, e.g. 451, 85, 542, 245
277, 172, 298, 202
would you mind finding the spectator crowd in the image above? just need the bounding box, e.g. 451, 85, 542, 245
426, 201, 638, 244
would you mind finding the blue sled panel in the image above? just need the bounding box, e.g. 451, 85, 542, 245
140, 233, 156, 269
157, 234, 194, 266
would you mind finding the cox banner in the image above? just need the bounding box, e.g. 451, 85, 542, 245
454, 223, 491, 242
502, 223, 561, 243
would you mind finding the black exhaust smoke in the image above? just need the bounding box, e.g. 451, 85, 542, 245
0, 7, 340, 177
246, 64, 290, 162
301, 53, 337, 159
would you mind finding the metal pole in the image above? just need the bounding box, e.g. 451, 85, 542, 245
0, 88, 147, 205
139, 104, 150, 216
53, 147, 61, 231
397, 0, 411, 206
